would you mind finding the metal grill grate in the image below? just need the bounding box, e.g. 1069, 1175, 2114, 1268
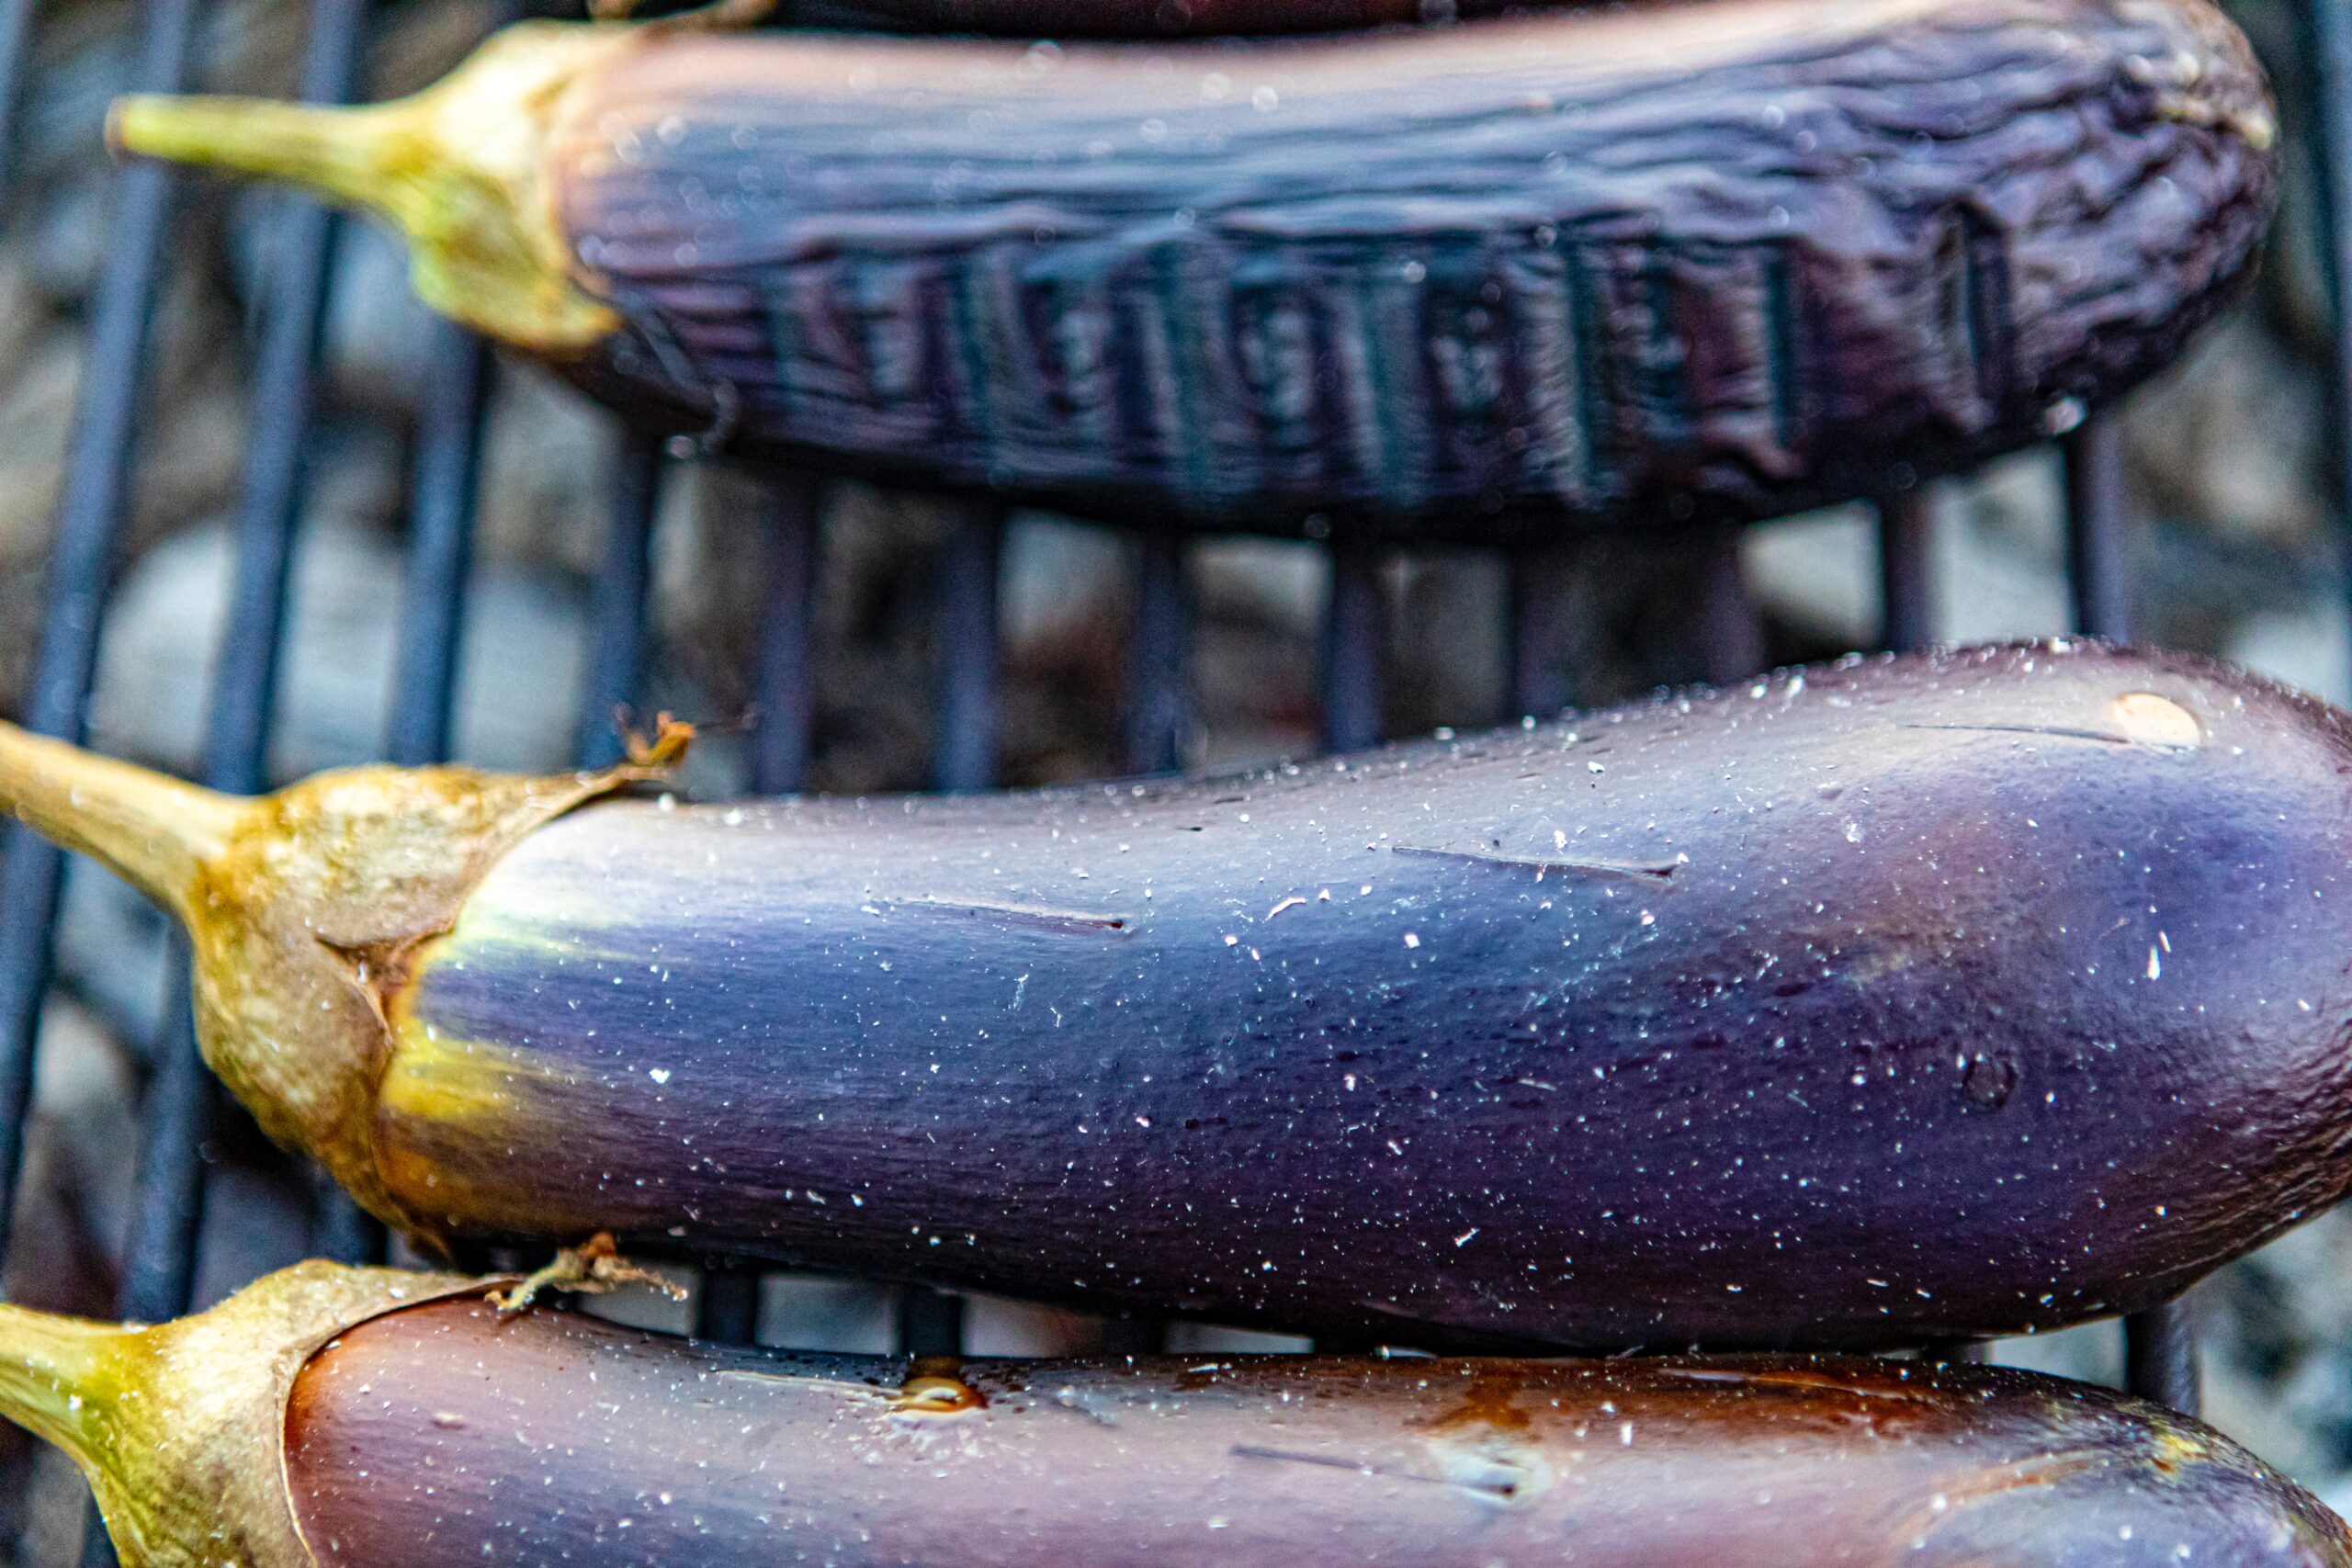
0, 2, 2319, 1548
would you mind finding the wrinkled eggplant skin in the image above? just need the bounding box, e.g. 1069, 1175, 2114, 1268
554, 0, 2273, 541
286, 1297, 2352, 1568
376, 644, 2352, 1350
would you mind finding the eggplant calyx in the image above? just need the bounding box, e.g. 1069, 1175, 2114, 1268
0, 1263, 484, 1568
0, 721, 689, 1248
107, 20, 633, 354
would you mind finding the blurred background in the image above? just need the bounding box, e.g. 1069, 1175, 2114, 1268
0, 0, 2347, 1560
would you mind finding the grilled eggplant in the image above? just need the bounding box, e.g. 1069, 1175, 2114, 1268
777, 0, 1510, 34
1, 643, 2350, 1349
3, 1261, 2345, 1568
108, 0, 2274, 541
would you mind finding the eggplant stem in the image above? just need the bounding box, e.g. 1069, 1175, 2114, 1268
106, 21, 629, 355
0, 1304, 131, 1480
0, 722, 247, 925
107, 95, 396, 215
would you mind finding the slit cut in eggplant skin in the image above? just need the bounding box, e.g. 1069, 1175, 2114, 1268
107, 0, 2274, 541
0, 1262, 2344, 1568
3, 642, 2352, 1350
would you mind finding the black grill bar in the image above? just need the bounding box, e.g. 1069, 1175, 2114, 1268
384, 327, 495, 769
0, 0, 38, 209
2125, 1295, 2202, 1414
1126, 532, 1192, 773
1321, 542, 1385, 750
576, 436, 665, 769
2063, 418, 2133, 643
197, 168, 356, 786
1876, 493, 1936, 653
2306, 0, 2352, 593
749, 475, 822, 795
697, 1263, 764, 1343
933, 502, 1005, 795
1505, 550, 1576, 720
1694, 531, 1762, 684
0, 0, 204, 1279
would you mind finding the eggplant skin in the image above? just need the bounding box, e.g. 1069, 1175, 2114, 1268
369, 642, 2352, 1350
554, 0, 2275, 539
779, 0, 1508, 35
284, 1295, 2352, 1568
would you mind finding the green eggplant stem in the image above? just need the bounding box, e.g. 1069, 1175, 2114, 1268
107, 21, 630, 353
0, 721, 244, 926
107, 96, 389, 213
0, 1265, 485, 1568
0, 1303, 128, 1477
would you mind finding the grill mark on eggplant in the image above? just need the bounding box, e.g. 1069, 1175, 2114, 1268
1638, 245, 1696, 459
1758, 243, 1807, 465
1157, 243, 1240, 505
1107, 252, 1175, 478
1369, 254, 1438, 510
1419, 238, 1510, 502
1664, 243, 1790, 490
1558, 239, 1615, 502
1040, 261, 1119, 446
1230, 255, 1326, 484
956, 246, 1022, 471
1952, 204, 2011, 425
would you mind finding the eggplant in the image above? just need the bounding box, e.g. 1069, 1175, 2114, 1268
3, 641, 2351, 1350
763, 0, 1552, 37
107, 0, 2274, 542
1, 1260, 2343, 1568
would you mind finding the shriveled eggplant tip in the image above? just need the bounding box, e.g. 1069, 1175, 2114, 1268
100, 97, 132, 158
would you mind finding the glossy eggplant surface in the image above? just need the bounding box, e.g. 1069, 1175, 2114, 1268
0, 644, 2346, 1349
0, 1264, 2342, 1568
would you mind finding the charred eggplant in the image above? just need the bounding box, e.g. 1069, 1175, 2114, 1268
110, 0, 2275, 540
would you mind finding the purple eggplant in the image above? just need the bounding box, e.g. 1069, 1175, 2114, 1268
0, 1261, 2344, 1568
107, 0, 2274, 540
0, 643, 2344, 1348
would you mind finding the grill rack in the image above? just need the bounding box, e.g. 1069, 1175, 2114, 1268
0, 0, 2316, 1548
